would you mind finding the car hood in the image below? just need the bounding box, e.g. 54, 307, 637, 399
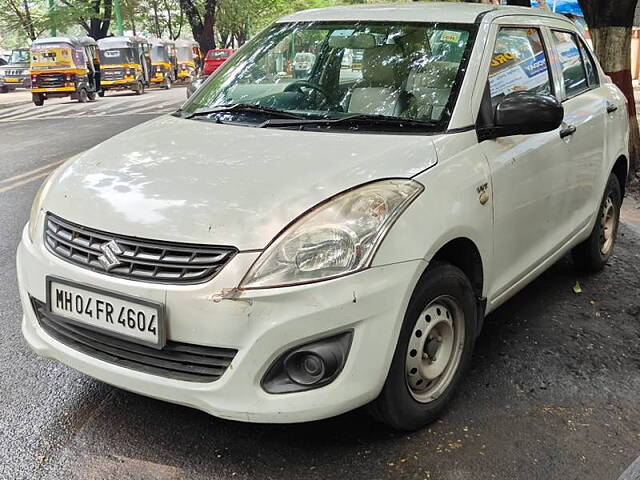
44, 115, 438, 250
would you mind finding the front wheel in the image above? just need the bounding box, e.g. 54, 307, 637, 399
87, 90, 97, 101
98, 90, 105, 97
134, 80, 144, 95
163, 76, 172, 90
32, 93, 44, 106
571, 173, 622, 272
78, 88, 88, 103
368, 263, 477, 431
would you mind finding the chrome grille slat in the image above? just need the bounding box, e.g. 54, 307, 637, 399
44, 213, 237, 284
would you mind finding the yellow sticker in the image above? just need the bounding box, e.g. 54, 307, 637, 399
490, 52, 517, 68
440, 31, 462, 43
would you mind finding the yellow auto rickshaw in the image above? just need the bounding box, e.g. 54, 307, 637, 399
30, 36, 100, 106
175, 39, 203, 81
149, 39, 177, 89
97, 36, 151, 96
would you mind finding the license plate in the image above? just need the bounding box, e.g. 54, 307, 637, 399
46, 277, 165, 349
5, 78, 19, 83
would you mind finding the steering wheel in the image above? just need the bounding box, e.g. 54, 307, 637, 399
283, 80, 332, 104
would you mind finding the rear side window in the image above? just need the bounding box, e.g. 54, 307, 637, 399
488, 27, 552, 106
551, 31, 589, 98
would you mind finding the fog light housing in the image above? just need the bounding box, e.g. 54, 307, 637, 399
262, 332, 352, 394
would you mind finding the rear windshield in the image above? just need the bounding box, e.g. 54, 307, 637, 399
151, 45, 166, 62
177, 46, 192, 61
208, 50, 230, 59
100, 48, 134, 65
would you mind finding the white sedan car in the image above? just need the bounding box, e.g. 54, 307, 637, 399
18, 3, 629, 431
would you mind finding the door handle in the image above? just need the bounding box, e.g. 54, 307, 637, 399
560, 124, 577, 138
607, 102, 618, 113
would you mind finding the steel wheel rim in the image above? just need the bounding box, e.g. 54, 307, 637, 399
405, 295, 465, 403
600, 196, 616, 255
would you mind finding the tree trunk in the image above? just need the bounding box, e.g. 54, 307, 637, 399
87, 0, 112, 39
578, 0, 640, 177
179, 0, 216, 52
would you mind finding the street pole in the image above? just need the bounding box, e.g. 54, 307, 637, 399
114, 0, 124, 36
49, 0, 56, 36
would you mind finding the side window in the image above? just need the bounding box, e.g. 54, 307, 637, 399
488, 27, 552, 106
551, 31, 589, 98
578, 39, 599, 87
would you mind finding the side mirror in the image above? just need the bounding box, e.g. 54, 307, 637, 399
478, 92, 564, 141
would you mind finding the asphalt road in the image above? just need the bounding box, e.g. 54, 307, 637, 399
1, 88, 639, 480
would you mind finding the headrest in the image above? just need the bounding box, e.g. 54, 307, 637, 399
406, 61, 459, 90
361, 45, 401, 87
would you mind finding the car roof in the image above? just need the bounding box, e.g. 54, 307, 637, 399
277, 2, 568, 25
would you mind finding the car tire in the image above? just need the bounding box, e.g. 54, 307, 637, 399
98, 90, 105, 97
33, 94, 44, 107
87, 90, 97, 101
571, 173, 622, 273
163, 76, 172, 90
368, 262, 477, 431
135, 81, 144, 95
78, 88, 88, 103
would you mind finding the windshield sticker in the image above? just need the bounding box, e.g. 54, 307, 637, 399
104, 50, 120, 57
440, 31, 462, 43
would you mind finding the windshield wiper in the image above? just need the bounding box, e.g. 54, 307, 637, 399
183, 103, 306, 120
257, 113, 437, 130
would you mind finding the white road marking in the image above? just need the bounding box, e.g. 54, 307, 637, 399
0, 159, 65, 185
0, 170, 52, 194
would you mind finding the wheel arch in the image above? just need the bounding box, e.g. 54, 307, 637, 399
611, 155, 629, 199
429, 237, 484, 301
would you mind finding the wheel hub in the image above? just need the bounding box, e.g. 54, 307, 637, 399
405, 296, 465, 403
600, 196, 616, 255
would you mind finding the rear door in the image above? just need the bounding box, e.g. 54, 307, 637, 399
546, 27, 606, 233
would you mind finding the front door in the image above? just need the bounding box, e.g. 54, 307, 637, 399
479, 25, 572, 303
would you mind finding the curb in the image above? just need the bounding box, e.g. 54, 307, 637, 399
618, 456, 640, 480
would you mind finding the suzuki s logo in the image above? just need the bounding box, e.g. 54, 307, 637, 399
98, 240, 123, 270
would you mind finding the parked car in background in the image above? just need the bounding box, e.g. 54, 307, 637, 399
186, 75, 207, 98
203, 48, 234, 75
0, 48, 30, 92
18, 3, 629, 432
292, 52, 316, 78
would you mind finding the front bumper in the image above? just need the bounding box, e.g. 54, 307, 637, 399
17, 222, 424, 423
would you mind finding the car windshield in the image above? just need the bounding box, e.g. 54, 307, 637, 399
183, 21, 475, 129
9, 49, 29, 63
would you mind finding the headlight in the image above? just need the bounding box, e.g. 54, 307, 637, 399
28, 175, 53, 242
240, 179, 424, 289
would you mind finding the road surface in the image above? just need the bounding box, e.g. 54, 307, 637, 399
1, 87, 639, 480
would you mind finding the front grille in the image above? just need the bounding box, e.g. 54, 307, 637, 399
37, 74, 64, 88
44, 213, 237, 284
103, 69, 124, 80
6, 69, 26, 76
32, 298, 237, 382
